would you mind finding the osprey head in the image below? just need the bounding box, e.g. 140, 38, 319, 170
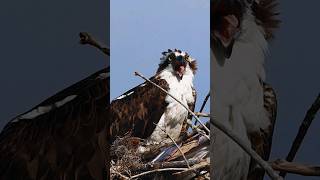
211, 0, 280, 59
211, 0, 252, 59
157, 49, 197, 80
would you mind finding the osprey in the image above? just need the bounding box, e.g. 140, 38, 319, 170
211, 0, 279, 179
110, 49, 197, 147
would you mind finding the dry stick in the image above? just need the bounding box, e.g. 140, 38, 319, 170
271, 159, 320, 176
131, 159, 204, 172
134, 71, 210, 136
280, 93, 320, 178
79, 32, 110, 56
195, 112, 210, 118
173, 159, 210, 176
141, 131, 202, 161
186, 119, 210, 140
155, 123, 191, 169
110, 167, 130, 180
130, 168, 188, 179
210, 118, 281, 180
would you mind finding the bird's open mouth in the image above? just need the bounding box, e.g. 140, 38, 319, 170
214, 14, 240, 48
175, 65, 186, 79
212, 14, 241, 59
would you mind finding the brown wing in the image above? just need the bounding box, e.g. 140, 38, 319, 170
248, 82, 277, 180
0, 68, 109, 180
109, 76, 169, 142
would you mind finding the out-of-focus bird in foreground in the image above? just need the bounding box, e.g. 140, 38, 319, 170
210, 0, 280, 179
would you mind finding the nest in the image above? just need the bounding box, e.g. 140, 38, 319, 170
110, 128, 210, 180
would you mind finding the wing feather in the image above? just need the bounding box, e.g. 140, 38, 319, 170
109, 76, 169, 141
0, 68, 109, 180
248, 82, 277, 180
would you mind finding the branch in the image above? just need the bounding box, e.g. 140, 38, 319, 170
186, 119, 210, 140
131, 159, 204, 172
280, 93, 320, 177
79, 32, 110, 56
141, 130, 204, 161
210, 117, 282, 180
195, 112, 210, 118
110, 166, 130, 180
134, 71, 210, 136
271, 159, 320, 176
173, 158, 209, 177
129, 168, 188, 179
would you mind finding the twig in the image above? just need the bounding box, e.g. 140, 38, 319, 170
155, 123, 191, 169
134, 71, 210, 135
131, 159, 204, 172
280, 93, 320, 178
195, 112, 210, 118
210, 118, 282, 180
130, 168, 188, 179
271, 159, 320, 176
195, 92, 210, 125
141, 131, 202, 161
186, 119, 210, 140
173, 158, 210, 176
110, 166, 130, 179
79, 32, 110, 56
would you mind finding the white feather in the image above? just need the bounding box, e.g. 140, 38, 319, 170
12, 95, 77, 122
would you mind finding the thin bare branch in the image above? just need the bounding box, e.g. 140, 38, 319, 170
195, 112, 210, 118
173, 158, 210, 176
280, 93, 320, 177
131, 159, 204, 172
130, 168, 188, 179
210, 117, 282, 180
79, 32, 110, 56
110, 166, 130, 179
271, 159, 320, 176
186, 119, 210, 140
134, 71, 210, 135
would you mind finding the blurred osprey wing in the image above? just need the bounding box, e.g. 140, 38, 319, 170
0, 68, 109, 180
248, 82, 277, 180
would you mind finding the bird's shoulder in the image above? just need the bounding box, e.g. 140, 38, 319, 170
111, 75, 169, 103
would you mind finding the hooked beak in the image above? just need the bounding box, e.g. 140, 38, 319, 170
175, 65, 185, 79
213, 14, 240, 58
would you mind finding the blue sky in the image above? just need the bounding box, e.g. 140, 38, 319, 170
111, 0, 210, 115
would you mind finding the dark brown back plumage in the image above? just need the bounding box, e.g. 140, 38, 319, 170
109, 76, 169, 142
0, 68, 109, 180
